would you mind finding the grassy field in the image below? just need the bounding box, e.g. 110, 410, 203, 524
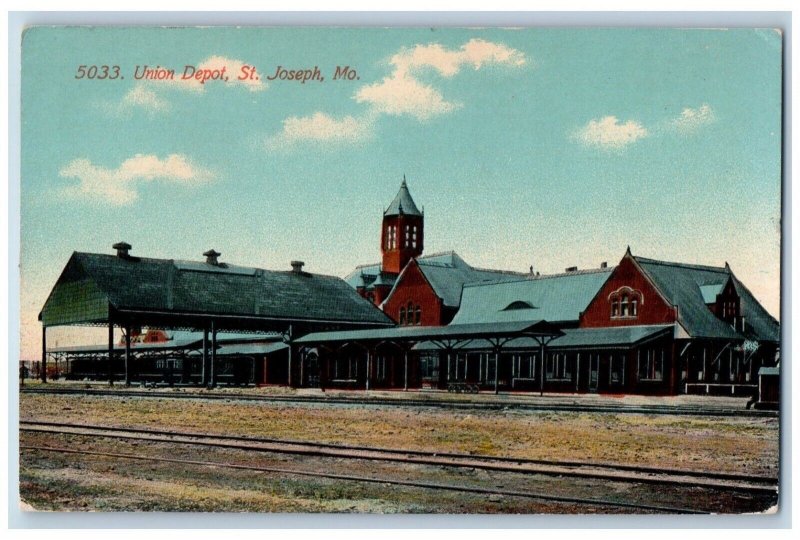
18, 393, 780, 513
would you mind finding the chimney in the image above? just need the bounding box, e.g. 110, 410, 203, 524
112, 241, 132, 258
291, 260, 305, 273
203, 249, 221, 265
565, 266, 578, 272
600, 261, 608, 269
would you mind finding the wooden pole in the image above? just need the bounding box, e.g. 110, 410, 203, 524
124, 325, 131, 386
201, 328, 208, 386
287, 325, 293, 388
494, 349, 499, 395
108, 322, 114, 386
366, 349, 371, 391
210, 321, 217, 388
403, 349, 409, 391
41, 326, 47, 383
540, 342, 546, 396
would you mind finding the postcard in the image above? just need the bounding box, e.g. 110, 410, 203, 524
17, 25, 782, 517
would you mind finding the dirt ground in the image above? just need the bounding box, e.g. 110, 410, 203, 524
17, 393, 780, 513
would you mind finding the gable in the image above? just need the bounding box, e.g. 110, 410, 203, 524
580, 255, 676, 328
381, 260, 443, 325
40, 255, 110, 326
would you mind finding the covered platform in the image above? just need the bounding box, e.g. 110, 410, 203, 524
38, 244, 394, 387
294, 320, 563, 393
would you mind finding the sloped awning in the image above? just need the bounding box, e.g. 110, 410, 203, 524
295, 320, 563, 349
413, 324, 674, 352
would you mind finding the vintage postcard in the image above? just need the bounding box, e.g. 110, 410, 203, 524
17, 25, 782, 517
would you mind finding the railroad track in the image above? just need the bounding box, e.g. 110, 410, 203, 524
20, 444, 707, 514
20, 420, 778, 495
19, 387, 778, 418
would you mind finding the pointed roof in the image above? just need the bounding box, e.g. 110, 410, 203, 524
633, 255, 779, 342
384, 177, 422, 217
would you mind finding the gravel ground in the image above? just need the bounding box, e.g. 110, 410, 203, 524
18, 392, 780, 513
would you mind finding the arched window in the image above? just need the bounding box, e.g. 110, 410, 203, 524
415, 305, 421, 325
399, 307, 406, 325
609, 287, 642, 319
412, 226, 418, 248
404, 226, 410, 248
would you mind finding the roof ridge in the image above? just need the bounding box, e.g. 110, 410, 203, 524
418, 250, 459, 259
634, 255, 728, 273
471, 266, 529, 276
462, 266, 614, 288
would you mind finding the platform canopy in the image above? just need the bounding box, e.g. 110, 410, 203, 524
39, 248, 394, 334
295, 320, 563, 350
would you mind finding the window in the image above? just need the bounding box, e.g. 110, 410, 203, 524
609, 287, 642, 319
404, 226, 410, 248
414, 305, 421, 325
638, 348, 664, 381
516, 354, 536, 379
399, 307, 406, 325
609, 354, 625, 385
503, 300, 537, 311
546, 353, 571, 380
420, 353, 439, 379
334, 357, 358, 380
386, 225, 398, 250
411, 226, 418, 248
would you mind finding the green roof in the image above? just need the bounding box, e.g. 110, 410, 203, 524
450, 268, 613, 325
40, 252, 394, 329
414, 324, 672, 351
295, 320, 562, 345
634, 256, 778, 341
411, 253, 525, 307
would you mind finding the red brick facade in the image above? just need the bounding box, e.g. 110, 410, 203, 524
579, 253, 677, 328
381, 260, 445, 326
381, 213, 424, 274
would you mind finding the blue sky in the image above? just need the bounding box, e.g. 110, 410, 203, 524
20, 27, 782, 358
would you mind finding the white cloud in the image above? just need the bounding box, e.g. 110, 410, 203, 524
59, 154, 214, 206
390, 39, 527, 79
267, 112, 374, 149
355, 39, 526, 121
574, 116, 649, 150
266, 38, 526, 148
670, 104, 715, 133
356, 74, 459, 121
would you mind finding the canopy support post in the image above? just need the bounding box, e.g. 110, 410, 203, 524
124, 325, 131, 386
40, 326, 47, 383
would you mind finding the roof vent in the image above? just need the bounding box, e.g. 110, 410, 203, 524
203, 249, 221, 265
291, 260, 305, 273
565, 266, 578, 272
600, 261, 608, 269
112, 241, 132, 258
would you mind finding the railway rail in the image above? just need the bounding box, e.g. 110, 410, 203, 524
20, 444, 707, 514
20, 386, 778, 418
20, 420, 778, 495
